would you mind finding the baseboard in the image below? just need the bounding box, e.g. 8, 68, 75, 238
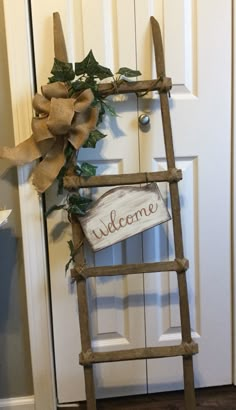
0, 396, 35, 410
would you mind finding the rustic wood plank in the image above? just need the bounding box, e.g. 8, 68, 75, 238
151, 16, 196, 410
97, 77, 172, 97
72, 258, 189, 280
71, 218, 96, 410
79, 183, 170, 251
63, 168, 182, 190
79, 342, 198, 365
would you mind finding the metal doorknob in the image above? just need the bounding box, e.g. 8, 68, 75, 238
138, 114, 150, 126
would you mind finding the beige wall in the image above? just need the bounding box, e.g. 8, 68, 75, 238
0, 1, 33, 398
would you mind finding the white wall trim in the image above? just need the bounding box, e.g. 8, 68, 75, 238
2, 1, 56, 409
0, 396, 34, 410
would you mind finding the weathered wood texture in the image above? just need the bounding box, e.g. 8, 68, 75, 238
71, 217, 96, 410
79, 183, 170, 251
151, 16, 196, 409
97, 77, 172, 97
80, 342, 198, 365
64, 169, 182, 190
72, 258, 189, 281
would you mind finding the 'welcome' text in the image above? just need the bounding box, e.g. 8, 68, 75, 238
92, 202, 158, 240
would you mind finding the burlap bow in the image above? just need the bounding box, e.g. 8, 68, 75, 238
0, 83, 98, 192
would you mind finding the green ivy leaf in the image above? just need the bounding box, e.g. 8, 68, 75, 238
48, 75, 58, 83
116, 67, 142, 78
84, 76, 97, 89
71, 80, 90, 93
75, 51, 113, 79
77, 162, 97, 177
45, 204, 65, 217
83, 129, 106, 148
65, 240, 74, 273
64, 142, 75, 159
97, 101, 106, 124
102, 100, 117, 116
75, 50, 99, 76
56, 143, 76, 194
71, 197, 92, 208
68, 193, 89, 206
95, 64, 113, 80
65, 257, 73, 274
65, 240, 82, 274
56, 165, 66, 194
68, 205, 83, 215
67, 194, 92, 216
67, 240, 75, 257
50, 58, 75, 82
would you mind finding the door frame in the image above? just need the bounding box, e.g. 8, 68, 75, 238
2, 0, 236, 409
233, 0, 236, 386
3, 1, 56, 409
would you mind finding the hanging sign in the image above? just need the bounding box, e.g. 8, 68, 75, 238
79, 183, 171, 251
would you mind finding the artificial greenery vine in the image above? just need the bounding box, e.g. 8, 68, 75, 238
46, 50, 141, 271
49, 49, 141, 132
48, 50, 141, 195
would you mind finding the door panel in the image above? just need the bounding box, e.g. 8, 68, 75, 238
136, 0, 232, 391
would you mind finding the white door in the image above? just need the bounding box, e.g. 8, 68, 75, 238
30, 0, 232, 404
137, 0, 232, 391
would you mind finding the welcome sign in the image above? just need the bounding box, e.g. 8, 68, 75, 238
79, 183, 171, 252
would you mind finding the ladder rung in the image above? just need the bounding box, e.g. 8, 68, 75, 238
72, 258, 189, 280
97, 77, 172, 97
64, 168, 182, 190
79, 342, 198, 365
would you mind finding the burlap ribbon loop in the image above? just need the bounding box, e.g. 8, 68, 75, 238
0, 82, 98, 193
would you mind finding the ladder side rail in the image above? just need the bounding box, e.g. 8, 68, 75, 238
158, 58, 196, 410
151, 16, 196, 410
71, 217, 96, 410
150, 16, 193, 344
159, 94, 193, 341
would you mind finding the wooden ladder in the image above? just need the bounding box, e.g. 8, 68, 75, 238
62, 15, 198, 410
